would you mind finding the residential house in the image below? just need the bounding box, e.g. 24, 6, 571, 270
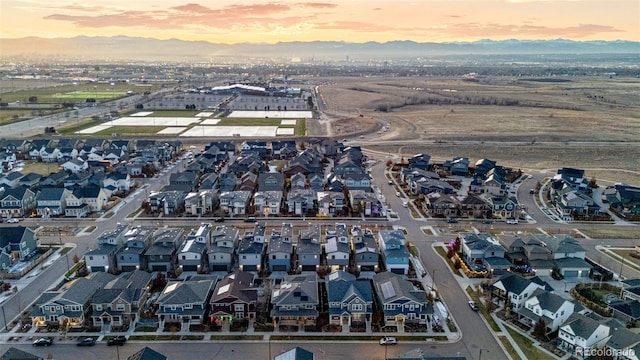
0, 186, 36, 218
603, 326, 640, 360
316, 191, 345, 217
208, 225, 238, 272
63, 170, 91, 188
491, 273, 552, 310
18, 173, 41, 188
558, 313, 611, 357
90, 270, 153, 330
408, 153, 431, 171
258, 172, 284, 192
443, 157, 469, 176
127, 347, 167, 360
271, 273, 319, 328
40, 170, 69, 188
348, 190, 380, 216
411, 177, 456, 196
274, 347, 315, 360
487, 195, 518, 219
237, 222, 266, 272
605, 183, 640, 219
0, 172, 23, 188
104, 173, 131, 192
351, 225, 379, 273
343, 172, 371, 191
36, 187, 71, 217
373, 271, 434, 329
238, 172, 258, 192
0, 226, 38, 270
459, 232, 508, 274
327, 271, 373, 329
177, 224, 211, 272
146, 228, 184, 273
85, 224, 129, 273
474, 159, 497, 178
156, 279, 216, 330
61, 159, 88, 174
296, 224, 322, 272
308, 173, 324, 191
516, 288, 579, 334
459, 194, 489, 218
115, 226, 154, 272
184, 190, 217, 216
148, 191, 186, 215
199, 172, 219, 190
290, 172, 306, 190
325, 223, 350, 271
286, 189, 316, 215
169, 172, 198, 192
219, 191, 252, 216
267, 223, 293, 273
65, 185, 108, 217
253, 190, 283, 216
40, 147, 61, 163
378, 230, 410, 275
423, 193, 460, 218
30, 272, 115, 330
209, 270, 258, 322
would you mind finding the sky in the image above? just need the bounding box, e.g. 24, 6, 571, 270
1, 0, 638, 43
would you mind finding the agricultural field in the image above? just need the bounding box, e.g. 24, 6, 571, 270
318, 75, 640, 174
0, 82, 161, 104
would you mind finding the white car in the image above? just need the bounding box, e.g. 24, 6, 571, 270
506, 218, 519, 225
395, 192, 401, 197
379, 336, 397, 345
402, 201, 408, 208
7, 218, 19, 223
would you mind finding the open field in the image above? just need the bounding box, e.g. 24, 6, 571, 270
19, 161, 60, 176
0, 82, 161, 103
581, 229, 640, 239
318, 76, 640, 175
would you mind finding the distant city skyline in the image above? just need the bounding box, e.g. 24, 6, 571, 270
1, 0, 638, 43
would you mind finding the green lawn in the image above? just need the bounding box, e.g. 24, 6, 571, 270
465, 286, 500, 331
93, 125, 165, 136
139, 110, 201, 117
499, 335, 522, 360
434, 246, 462, 277
1, 83, 162, 103
504, 325, 555, 360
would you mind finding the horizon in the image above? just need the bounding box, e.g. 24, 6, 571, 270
1, 0, 639, 44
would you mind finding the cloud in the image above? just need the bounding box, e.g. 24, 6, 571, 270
444, 22, 622, 38
298, 2, 338, 9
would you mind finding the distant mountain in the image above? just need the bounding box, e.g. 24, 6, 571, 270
1, 36, 638, 62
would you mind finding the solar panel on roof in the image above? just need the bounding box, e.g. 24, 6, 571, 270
380, 281, 395, 299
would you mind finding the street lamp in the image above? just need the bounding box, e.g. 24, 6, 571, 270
479, 348, 489, 360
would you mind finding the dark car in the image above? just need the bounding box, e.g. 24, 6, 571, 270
77, 338, 96, 347
214, 217, 225, 223
446, 217, 458, 223
107, 336, 127, 346
33, 338, 53, 347
243, 217, 257, 223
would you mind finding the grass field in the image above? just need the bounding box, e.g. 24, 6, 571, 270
1, 82, 162, 104
139, 110, 201, 117
20, 161, 60, 176
499, 335, 522, 360
93, 125, 166, 136
504, 324, 555, 360
581, 229, 640, 239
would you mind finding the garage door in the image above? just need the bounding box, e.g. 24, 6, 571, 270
152, 265, 168, 272
90, 266, 106, 272
242, 265, 257, 272
562, 270, 578, 277
301, 265, 316, 272
390, 268, 405, 275
183, 265, 198, 271
121, 265, 137, 272
361, 265, 375, 272
272, 265, 288, 271
211, 265, 228, 271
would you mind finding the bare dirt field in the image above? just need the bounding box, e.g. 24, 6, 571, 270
317, 76, 640, 181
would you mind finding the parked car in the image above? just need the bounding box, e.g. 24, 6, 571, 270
214, 217, 225, 223
506, 218, 519, 225
77, 338, 96, 347
388, 180, 393, 185
7, 218, 19, 223
446, 217, 458, 223
529, 189, 536, 194
402, 201, 408, 208
107, 336, 127, 346
243, 217, 257, 223
33, 338, 53, 347
482, 219, 493, 224
395, 192, 401, 197
379, 336, 397, 345
468, 300, 479, 311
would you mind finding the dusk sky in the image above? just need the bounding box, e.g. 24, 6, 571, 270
1, 0, 638, 43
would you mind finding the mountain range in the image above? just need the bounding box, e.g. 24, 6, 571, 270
2, 36, 639, 63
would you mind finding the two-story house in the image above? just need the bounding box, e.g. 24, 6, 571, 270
516, 288, 579, 335
36, 187, 72, 217
0, 186, 37, 218
267, 223, 293, 273
491, 273, 552, 310
351, 225, 379, 273
177, 224, 211, 272
558, 313, 611, 357
0, 226, 38, 270
271, 273, 319, 328
253, 190, 283, 216
208, 225, 238, 272
327, 271, 373, 329
210, 270, 258, 323
146, 228, 184, 273
378, 230, 410, 275
373, 271, 434, 330
286, 188, 316, 216
219, 191, 252, 216
237, 223, 266, 273
325, 223, 350, 271
156, 278, 216, 331
85, 224, 129, 273
296, 224, 321, 272
115, 226, 154, 272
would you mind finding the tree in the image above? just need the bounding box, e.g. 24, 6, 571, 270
73, 254, 80, 264
533, 318, 547, 340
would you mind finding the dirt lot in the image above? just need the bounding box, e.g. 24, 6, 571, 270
317, 75, 640, 181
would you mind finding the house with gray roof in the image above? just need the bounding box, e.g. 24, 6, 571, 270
327, 271, 373, 329
271, 273, 319, 328
352, 225, 379, 273
219, 190, 252, 216
146, 228, 184, 272
604, 326, 640, 360
254, 190, 283, 216
35, 187, 71, 217
127, 346, 167, 360
491, 273, 552, 310
274, 347, 314, 360
85, 224, 129, 273
0, 186, 36, 219
30, 272, 116, 330
296, 224, 321, 272
237, 223, 266, 273
156, 279, 216, 330
286, 188, 316, 215
0, 347, 42, 360
459, 232, 508, 274
208, 225, 238, 272
177, 224, 210, 272
90, 270, 153, 330
378, 229, 410, 275
316, 191, 345, 217
258, 172, 284, 192
558, 313, 611, 357
148, 191, 186, 215
325, 223, 350, 271
116, 226, 154, 272
516, 288, 579, 334
267, 223, 294, 273
373, 271, 433, 330
210, 270, 258, 322
0, 226, 38, 271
